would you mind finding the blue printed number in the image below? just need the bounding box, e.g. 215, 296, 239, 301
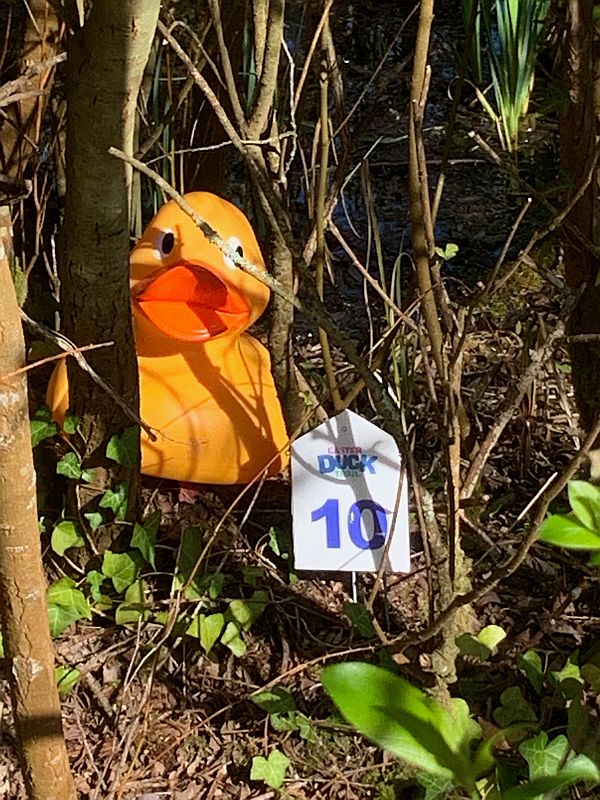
311, 498, 388, 550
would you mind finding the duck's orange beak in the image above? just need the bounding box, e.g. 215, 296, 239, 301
134, 263, 250, 342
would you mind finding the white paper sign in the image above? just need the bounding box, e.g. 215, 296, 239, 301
291, 410, 410, 573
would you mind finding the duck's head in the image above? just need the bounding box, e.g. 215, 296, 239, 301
130, 192, 270, 342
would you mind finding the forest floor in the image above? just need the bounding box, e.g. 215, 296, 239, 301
2, 1, 600, 798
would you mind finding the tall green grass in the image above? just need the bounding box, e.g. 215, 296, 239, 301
482, 0, 550, 152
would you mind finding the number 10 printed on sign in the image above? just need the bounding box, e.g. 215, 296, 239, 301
291, 410, 410, 573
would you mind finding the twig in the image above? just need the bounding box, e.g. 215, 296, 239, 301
390, 413, 600, 654
20, 311, 157, 440
0, 341, 112, 382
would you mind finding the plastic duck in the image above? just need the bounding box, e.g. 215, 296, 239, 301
48, 192, 289, 484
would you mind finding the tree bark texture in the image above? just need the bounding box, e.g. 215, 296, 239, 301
0, 228, 75, 799
559, 0, 600, 432
60, 0, 160, 521
0, 0, 60, 187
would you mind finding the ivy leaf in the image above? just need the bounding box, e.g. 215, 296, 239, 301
84, 511, 104, 532
55, 665, 80, 697
344, 601, 375, 637
457, 624, 506, 661
47, 577, 91, 636
56, 452, 83, 479
221, 621, 246, 656
228, 590, 268, 631
106, 426, 139, 468
99, 482, 129, 521
130, 510, 160, 569
493, 686, 537, 728
63, 411, 82, 435
31, 406, 58, 447
251, 687, 296, 715
115, 579, 149, 625
86, 570, 107, 602
102, 550, 143, 593
186, 612, 225, 653
250, 749, 290, 790
51, 520, 85, 556
517, 649, 544, 694
174, 527, 203, 599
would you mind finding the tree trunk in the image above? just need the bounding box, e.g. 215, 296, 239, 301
559, 0, 600, 433
60, 0, 160, 533
0, 221, 75, 800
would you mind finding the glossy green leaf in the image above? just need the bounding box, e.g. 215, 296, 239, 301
84, 511, 104, 532
56, 451, 83, 479
55, 665, 80, 697
47, 577, 91, 636
115, 579, 149, 625
221, 621, 246, 656
102, 550, 143, 593
51, 520, 85, 556
106, 426, 139, 468
63, 411, 81, 435
250, 749, 290, 789
130, 510, 160, 569
322, 663, 481, 785
31, 406, 58, 447
539, 514, 600, 550
99, 482, 129, 521
517, 649, 543, 694
251, 687, 296, 715
186, 612, 225, 654
174, 527, 203, 599
229, 590, 268, 631
86, 569, 107, 602
568, 480, 600, 531
493, 685, 537, 727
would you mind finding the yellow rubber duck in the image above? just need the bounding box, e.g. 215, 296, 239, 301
48, 192, 289, 484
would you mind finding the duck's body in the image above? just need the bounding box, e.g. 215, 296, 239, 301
48, 192, 289, 484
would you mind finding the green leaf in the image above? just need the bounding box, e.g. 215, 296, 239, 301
31, 406, 58, 447
130, 510, 160, 569
99, 482, 129, 521
51, 520, 85, 556
229, 590, 268, 631
457, 624, 506, 661
517, 650, 543, 694
505, 732, 600, 799
568, 480, 600, 531
186, 613, 225, 653
106, 426, 139, 468
322, 663, 481, 786
102, 550, 143, 594
174, 527, 203, 599
251, 687, 296, 715
55, 665, 80, 697
267, 526, 284, 557
344, 602, 376, 637
84, 511, 104, 532
63, 411, 81, 435
250, 749, 290, 790
539, 513, 600, 550
435, 243, 459, 261
221, 621, 246, 656
417, 772, 456, 800
56, 451, 83, 479
86, 570, 107, 602
115, 579, 149, 625
493, 686, 537, 727
47, 577, 91, 636
550, 653, 583, 699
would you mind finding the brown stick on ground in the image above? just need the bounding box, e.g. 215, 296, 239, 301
0, 224, 75, 798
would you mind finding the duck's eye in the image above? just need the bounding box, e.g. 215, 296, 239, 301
223, 236, 244, 269
160, 231, 175, 255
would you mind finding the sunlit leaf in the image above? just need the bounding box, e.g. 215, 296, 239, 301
99, 482, 129, 521
568, 480, 600, 531
250, 749, 290, 789
539, 514, 600, 550
102, 550, 143, 593
106, 426, 139, 468
30, 406, 58, 447
51, 520, 85, 556
55, 665, 81, 697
